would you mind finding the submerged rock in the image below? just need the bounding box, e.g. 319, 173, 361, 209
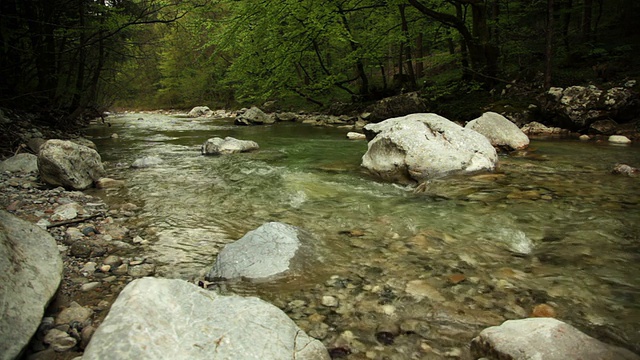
470, 318, 640, 360
361, 113, 497, 184
207, 222, 308, 281
131, 156, 163, 168
83, 277, 329, 360
201, 137, 259, 155
0, 210, 63, 360
611, 163, 638, 176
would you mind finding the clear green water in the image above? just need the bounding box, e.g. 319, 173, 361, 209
86, 113, 640, 357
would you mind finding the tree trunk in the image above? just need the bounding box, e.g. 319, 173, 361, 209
399, 4, 416, 90
455, 3, 471, 80
581, 0, 592, 41
561, 0, 572, 51
70, 0, 86, 111
337, 9, 368, 97
24, 0, 58, 103
415, 32, 424, 78
470, 3, 499, 79
407, 0, 499, 83
545, 0, 555, 89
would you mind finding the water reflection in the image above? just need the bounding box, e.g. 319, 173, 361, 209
86, 113, 640, 357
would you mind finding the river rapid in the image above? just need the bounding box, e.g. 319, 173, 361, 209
85, 112, 640, 358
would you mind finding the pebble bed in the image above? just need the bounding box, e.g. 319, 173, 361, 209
0, 169, 153, 358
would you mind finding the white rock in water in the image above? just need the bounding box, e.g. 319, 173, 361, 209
346, 132, 366, 140
608, 135, 631, 144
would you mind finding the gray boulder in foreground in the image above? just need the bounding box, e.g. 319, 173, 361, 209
465, 111, 530, 151
38, 139, 106, 190
207, 222, 303, 281
0, 153, 38, 173
470, 318, 640, 360
362, 113, 497, 184
83, 277, 329, 360
201, 137, 259, 155
0, 210, 63, 360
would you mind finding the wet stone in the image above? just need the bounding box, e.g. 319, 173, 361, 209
322, 295, 339, 307
80, 282, 100, 292
69, 242, 92, 258
80, 262, 96, 275
64, 228, 84, 245
127, 263, 155, 277
43, 329, 77, 352
102, 255, 122, 267
112, 264, 128, 275
55, 302, 93, 326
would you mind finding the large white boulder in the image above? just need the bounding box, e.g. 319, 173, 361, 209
83, 277, 329, 360
0, 211, 63, 360
465, 111, 530, 151
362, 113, 498, 184
38, 139, 105, 190
470, 318, 640, 360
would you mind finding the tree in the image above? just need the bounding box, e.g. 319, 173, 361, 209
0, 0, 192, 125
407, 0, 500, 82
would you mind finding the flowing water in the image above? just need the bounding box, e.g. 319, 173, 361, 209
85, 112, 640, 358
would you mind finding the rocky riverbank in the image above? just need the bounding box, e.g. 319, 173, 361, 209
0, 168, 153, 359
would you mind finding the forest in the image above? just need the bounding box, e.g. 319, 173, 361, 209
1, 0, 639, 125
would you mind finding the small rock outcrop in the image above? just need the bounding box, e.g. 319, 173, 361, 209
589, 119, 619, 135
201, 137, 259, 155
83, 277, 329, 360
275, 112, 298, 122
0, 153, 38, 173
470, 318, 640, 360
235, 106, 275, 125
188, 106, 213, 118
542, 85, 639, 130
207, 222, 307, 281
0, 210, 63, 360
366, 92, 428, 123
361, 113, 498, 184
38, 139, 106, 190
465, 111, 530, 151
521, 121, 572, 137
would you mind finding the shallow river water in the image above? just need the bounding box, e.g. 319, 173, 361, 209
85, 112, 640, 358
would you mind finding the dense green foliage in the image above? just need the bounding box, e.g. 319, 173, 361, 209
1, 0, 639, 118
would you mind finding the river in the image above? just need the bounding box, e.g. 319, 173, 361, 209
85, 112, 640, 358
